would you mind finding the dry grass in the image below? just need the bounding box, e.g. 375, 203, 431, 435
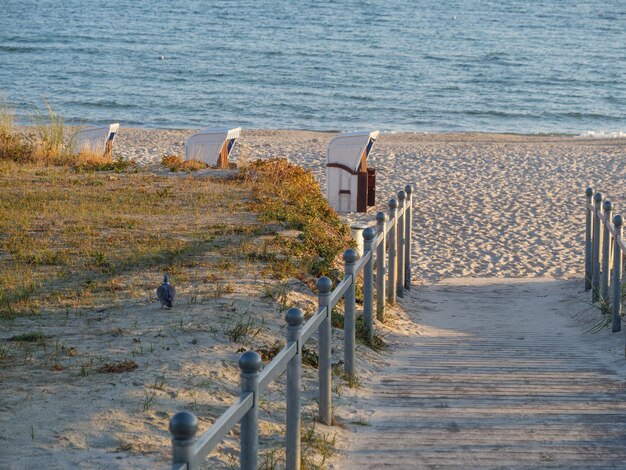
161, 154, 208, 172
0, 161, 250, 316
0, 98, 32, 163
0, 96, 16, 137
0, 99, 129, 170
98, 360, 139, 373
0, 158, 351, 319
31, 100, 72, 161
244, 158, 353, 278
74, 148, 136, 172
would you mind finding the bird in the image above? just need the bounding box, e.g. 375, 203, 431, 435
157, 274, 175, 309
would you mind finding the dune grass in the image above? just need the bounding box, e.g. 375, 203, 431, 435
161, 155, 208, 172
0, 162, 245, 316
244, 158, 353, 278
0, 97, 32, 163
0, 97, 16, 137
31, 100, 71, 161
0, 157, 351, 317
0, 98, 126, 170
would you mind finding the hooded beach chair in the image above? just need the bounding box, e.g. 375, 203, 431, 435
326, 130, 379, 212
73, 123, 119, 157
184, 127, 241, 168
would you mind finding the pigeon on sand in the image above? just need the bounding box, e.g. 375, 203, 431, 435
157, 274, 175, 308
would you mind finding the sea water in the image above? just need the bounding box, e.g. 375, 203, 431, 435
0, 0, 624, 134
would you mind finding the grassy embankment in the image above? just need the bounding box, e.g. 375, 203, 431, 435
0, 100, 351, 317
0, 102, 364, 468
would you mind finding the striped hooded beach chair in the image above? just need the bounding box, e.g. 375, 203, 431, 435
74, 123, 119, 157
184, 127, 241, 168
326, 130, 379, 212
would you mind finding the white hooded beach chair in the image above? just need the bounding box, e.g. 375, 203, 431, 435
326, 130, 379, 213
184, 127, 241, 168
73, 123, 119, 156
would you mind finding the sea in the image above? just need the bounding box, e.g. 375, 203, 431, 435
1, 0, 624, 134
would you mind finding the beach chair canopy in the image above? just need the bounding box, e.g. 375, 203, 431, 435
74, 123, 119, 155
185, 127, 241, 167
326, 131, 379, 174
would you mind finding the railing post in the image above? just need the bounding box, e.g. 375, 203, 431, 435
397, 190, 406, 299
239, 351, 263, 470
170, 411, 198, 470
602, 200, 613, 303
585, 187, 594, 291
317, 276, 333, 425
376, 211, 387, 321
612, 215, 623, 333
592, 192, 603, 302
363, 227, 376, 344
404, 184, 413, 290
285, 308, 304, 470
343, 250, 357, 377
388, 198, 398, 305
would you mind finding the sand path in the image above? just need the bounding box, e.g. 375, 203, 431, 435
341, 278, 626, 469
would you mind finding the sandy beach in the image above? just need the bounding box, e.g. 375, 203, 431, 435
119, 128, 626, 281
3, 128, 626, 469
3, 0, 624, 466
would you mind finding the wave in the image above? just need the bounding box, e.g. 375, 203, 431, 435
578, 131, 626, 139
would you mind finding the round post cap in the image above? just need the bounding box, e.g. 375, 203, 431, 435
316, 276, 332, 294
614, 214, 623, 227
343, 249, 358, 264
586, 187, 593, 197
363, 227, 376, 240
376, 211, 387, 223
239, 351, 263, 374
603, 200, 613, 212
285, 307, 304, 326
405, 184, 413, 195
388, 198, 398, 209
169, 411, 198, 440
594, 192, 603, 203
397, 190, 406, 201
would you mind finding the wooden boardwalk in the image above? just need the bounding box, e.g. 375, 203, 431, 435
342, 278, 626, 469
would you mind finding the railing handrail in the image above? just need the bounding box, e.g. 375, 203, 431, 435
584, 187, 624, 337
374, 231, 384, 250
301, 306, 328, 343
329, 276, 353, 309
587, 198, 626, 253
353, 249, 372, 275
258, 342, 298, 392
385, 219, 395, 236
168, 185, 415, 470
188, 393, 254, 468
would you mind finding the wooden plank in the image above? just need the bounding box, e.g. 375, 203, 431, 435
342, 280, 626, 468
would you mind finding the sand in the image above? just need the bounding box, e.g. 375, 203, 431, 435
3, 128, 626, 468
119, 128, 626, 282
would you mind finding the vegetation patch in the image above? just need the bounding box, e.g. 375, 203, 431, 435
8, 332, 46, 343
98, 360, 139, 373
0, 161, 253, 316
0, 99, 136, 172
256, 341, 284, 363
243, 158, 353, 278
586, 284, 626, 334
301, 346, 319, 369
161, 155, 208, 172
331, 308, 387, 351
